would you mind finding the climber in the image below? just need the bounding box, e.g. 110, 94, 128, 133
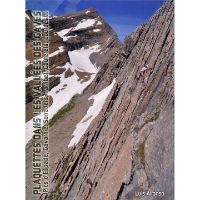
138, 64, 153, 81
86, 178, 93, 195
86, 178, 92, 188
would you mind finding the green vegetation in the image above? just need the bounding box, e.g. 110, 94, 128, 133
134, 126, 141, 133
146, 111, 160, 123
82, 84, 90, 94
134, 110, 160, 133
25, 88, 33, 101
26, 89, 31, 96
135, 141, 145, 167
49, 96, 77, 127
48, 184, 63, 200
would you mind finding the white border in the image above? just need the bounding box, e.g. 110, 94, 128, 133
0, 0, 200, 199
0, 0, 25, 199
175, 0, 200, 199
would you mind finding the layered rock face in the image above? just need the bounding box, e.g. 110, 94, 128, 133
39, 0, 174, 200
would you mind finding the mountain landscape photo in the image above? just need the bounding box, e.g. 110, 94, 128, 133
25, 0, 174, 199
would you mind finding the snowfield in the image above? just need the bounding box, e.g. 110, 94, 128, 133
73, 19, 97, 31
26, 44, 102, 144
68, 44, 100, 73
68, 78, 116, 147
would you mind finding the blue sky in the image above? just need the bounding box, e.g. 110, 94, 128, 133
26, 0, 164, 41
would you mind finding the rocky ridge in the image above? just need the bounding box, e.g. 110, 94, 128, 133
39, 0, 174, 200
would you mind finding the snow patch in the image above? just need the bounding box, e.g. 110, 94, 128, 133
64, 35, 77, 41
68, 78, 116, 147
57, 28, 72, 41
85, 10, 90, 14
26, 13, 30, 20
73, 19, 97, 31
107, 37, 111, 42
26, 46, 65, 69
49, 46, 65, 57
36, 24, 45, 29
56, 18, 102, 41
93, 29, 101, 32
26, 74, 55, 83
97, 20, 102, 25
68, 44, 100, 73
26, 60, 31, 67
25, 76, 33, 82
50, 15, 58, 19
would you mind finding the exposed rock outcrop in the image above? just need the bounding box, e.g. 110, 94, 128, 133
39, 0, 174, 200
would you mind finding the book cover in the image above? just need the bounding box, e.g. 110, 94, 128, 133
25, 0, 174, 199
